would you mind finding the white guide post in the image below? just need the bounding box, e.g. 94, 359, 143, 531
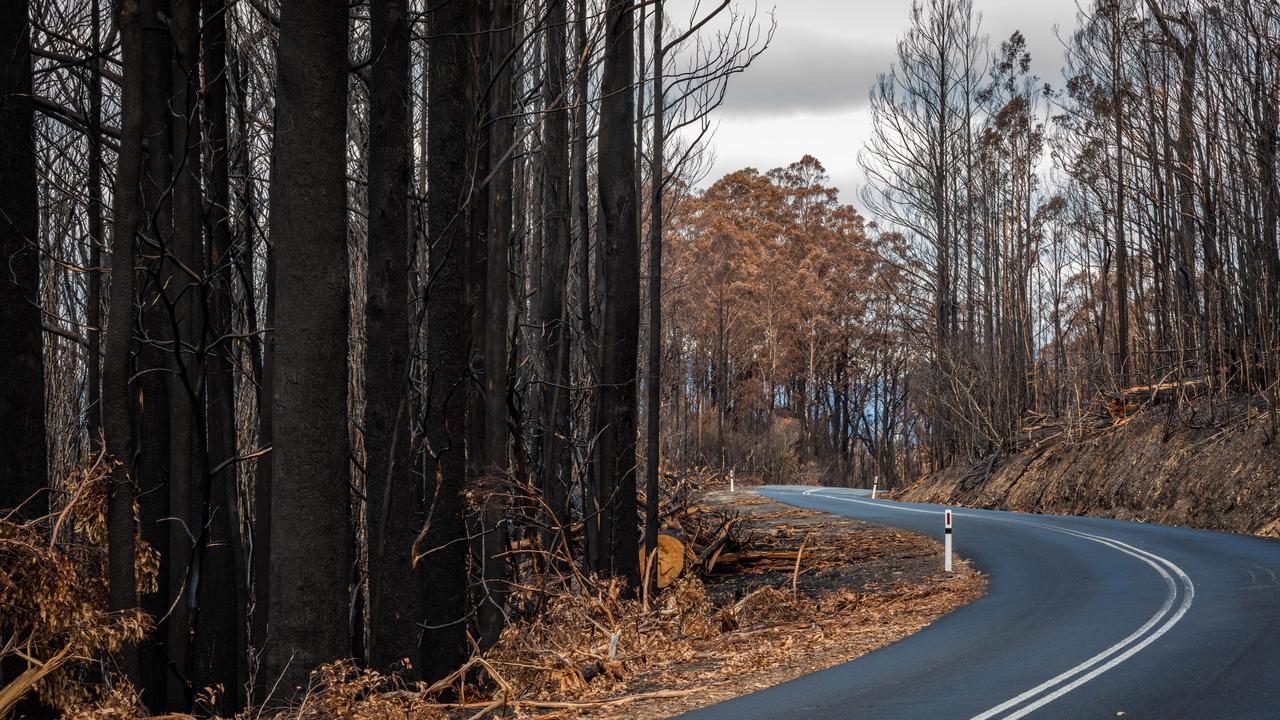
871, 477, 878, 499
944, 509, 953, 573
729, 468, 735, 493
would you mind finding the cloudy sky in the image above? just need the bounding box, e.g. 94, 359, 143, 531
676, 0, 1083, 204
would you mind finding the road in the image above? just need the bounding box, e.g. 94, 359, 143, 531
678, 486, 1280, 719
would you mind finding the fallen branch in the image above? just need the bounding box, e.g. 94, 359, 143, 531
422, 688, 698, 712
791, 533, 809, 597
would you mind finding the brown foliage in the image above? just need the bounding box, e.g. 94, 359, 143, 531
664, 156, 887, 482
1, 451, 155, 714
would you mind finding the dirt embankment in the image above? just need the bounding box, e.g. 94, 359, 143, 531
901, 394, 1280, 537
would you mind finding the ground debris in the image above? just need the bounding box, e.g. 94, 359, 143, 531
49, 488, 984, 720
406, 490, 986, 719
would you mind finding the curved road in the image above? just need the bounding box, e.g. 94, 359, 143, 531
678, 486, 1280, 719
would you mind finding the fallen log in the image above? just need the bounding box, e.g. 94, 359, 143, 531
414, 688, 698, 712
710, 549, 806, 573
700, 516, 739, 573
1104, 378, 1210, 418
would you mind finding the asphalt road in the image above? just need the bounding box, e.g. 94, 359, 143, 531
678, 486, 1280, 720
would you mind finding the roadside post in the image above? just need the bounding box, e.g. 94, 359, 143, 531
871, 477, 878, 499
944, 509, 953, 573
729, 468, 735, 493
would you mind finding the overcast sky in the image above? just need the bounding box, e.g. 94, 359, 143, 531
676, 0, 1083, 205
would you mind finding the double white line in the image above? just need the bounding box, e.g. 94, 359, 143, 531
770, 489, 1196, 720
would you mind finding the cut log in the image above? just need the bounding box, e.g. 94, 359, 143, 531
640, 530, 687, 589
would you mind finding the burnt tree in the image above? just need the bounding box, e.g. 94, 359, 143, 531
265, 0, 353, 694
593, 0, 641, 588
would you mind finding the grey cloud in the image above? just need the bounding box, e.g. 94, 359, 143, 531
718, 28, 894, 117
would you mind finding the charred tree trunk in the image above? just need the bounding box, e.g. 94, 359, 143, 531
265, 1, 352, 693
0, 0, 46, 519
104, 0, 147, 688
594, 0, 641, 589
539, 0, 574, 556
231, 33, 275, 699
138, 0, 174, 703
479, 0, 515, 650
420, 0, 471, 682
86, 0, 104, 449
196, 0, 242, 710
0, 13, 57, 715
643, 0, 665, 572
1111, 4, 1129, 385
366, 0, 421, 677
167, 0, 202, 705
574, 0, 597, 567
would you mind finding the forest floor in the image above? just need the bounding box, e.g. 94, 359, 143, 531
518, 490, 985, 719
900, 393, 1280, 537
34, 484, 985, 720
356, 490, 985, 719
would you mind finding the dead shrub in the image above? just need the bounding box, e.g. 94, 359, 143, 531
1, 451, 155, 716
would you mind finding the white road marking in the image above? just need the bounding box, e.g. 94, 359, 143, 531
760, 488, 1196, 720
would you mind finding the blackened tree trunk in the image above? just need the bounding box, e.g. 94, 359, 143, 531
420, 0, 471, 682
86, 0, 104, 449
196, 0, 243, 710
479, 0, 515, 650
138, 0, 174, 703
465, 0, 491, 531
1170, 23, 1199, 361
573, 0, 596, 566
265, 1, 352, 694
594, 0, 641, 589
227, 36, 274, 699
167, 0, 202, 706
0, 0, 45, 519
104, 0, 147, 687
365, 0, 420, 676
539, 0, 573, 553
0, 14, 58, 715
644, 0, 664, 569
1111, 3, 1129, 385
